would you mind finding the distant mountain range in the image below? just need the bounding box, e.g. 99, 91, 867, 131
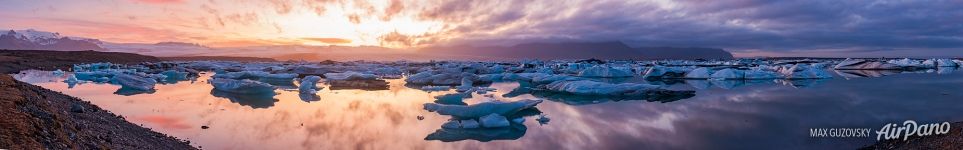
0, 29, 734, 60
421, 41, 734, 60
0, 29, 105, 51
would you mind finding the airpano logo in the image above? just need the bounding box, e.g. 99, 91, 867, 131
876, 120, 951, 141
809, 120, 952, 141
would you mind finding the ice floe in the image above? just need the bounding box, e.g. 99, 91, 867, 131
209, 78, 276, 94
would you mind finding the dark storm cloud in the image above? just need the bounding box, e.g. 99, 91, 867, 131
412, 0, 963, 55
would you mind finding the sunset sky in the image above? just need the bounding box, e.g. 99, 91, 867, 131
1, 0, 961, 56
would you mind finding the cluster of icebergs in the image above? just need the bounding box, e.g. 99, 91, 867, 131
54, 57, 961, 105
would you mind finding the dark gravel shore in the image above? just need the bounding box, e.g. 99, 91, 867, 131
0, 50, 196, 149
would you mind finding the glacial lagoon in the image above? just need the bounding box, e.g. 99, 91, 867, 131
14, 66, 963, 150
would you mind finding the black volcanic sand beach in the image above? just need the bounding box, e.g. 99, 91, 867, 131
0, 50, 195, 149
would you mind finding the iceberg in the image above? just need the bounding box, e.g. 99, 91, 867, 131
536, 114, 550, 124
835, 59, 903, 70
709, 68, 744, 80
478, 113, 511, 128
324, 71, 378, 81
683, 67, 713, 79
160, 70, 189, 81
209, 78, 276, 94
577, 66, 633, 78
461, 119, 481, 129
109, 73, 157, 91
782, 64, 833, 79
531, 74, 582, 84
423, 99, 543, 118
936, 59, 958, 67
456, 77, 473, 92
64, 74, 79, 83
743, 69, 783, 79
424, 124, 526, 142
298, 76, 322, 94
643, 66, 689, 79
544, 80, 661, 96
421, 86, 451, 91
406, 72, 484, 85
52, 69, 65, 76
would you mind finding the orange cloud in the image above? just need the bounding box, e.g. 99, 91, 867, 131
301, 38, 353, 44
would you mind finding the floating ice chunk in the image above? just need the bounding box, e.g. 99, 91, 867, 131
161, 70, 189, 81
423, 99, 543, 118
260, 73, 297, 80
684, 67, 713, 79
835, 59, 902, 70
456, 77, 473, 92
536, 114, 550, 124
535, 67, 555, 74
213, 71, 267, 79
479, 113, 511, 128
110, 73, 157, 91
461, 119, 481, 129
710, 68, 744, 80
578, 66, 633, 78
544, 80, 661, 95
324, 71, 378, 81
782, 64, 832, 79
511, 117, 525, 124
421, 86, 451, 91
643, 66, 689, 78
407, 72, 482, 85
531, 74, 581, 84
441, 120, 462, 129
209, 78, 276, 94
744, 69, 783, 79
74, 71, 113, 81
936, 59, 958, 67
921, 59, 937, 68
64, 74, 79, 83
299, 76, 322, 94
52, 69, 65, 76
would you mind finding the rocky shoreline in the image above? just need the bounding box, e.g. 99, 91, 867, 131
0, 50, 196, 149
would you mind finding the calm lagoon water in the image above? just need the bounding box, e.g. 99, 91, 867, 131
14, 68, 963, 150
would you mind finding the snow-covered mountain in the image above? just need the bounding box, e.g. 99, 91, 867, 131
0, 29, 105, 51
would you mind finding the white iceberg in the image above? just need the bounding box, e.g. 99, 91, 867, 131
743, 69, 784, 79
423, 99, 543, 118
544, 80, 661, 95
782, 64, 833, 79
209, 78, 276, 94
936, 59, 958, 67
684, 67, 713, 79
578, 66, 633, 78
709, 68, 744, 80
835, 59, 902, 70
643, 66, 689, 78
64, 74, 79, 83
456, 77, 473, 92
110, 73, 157, 91
531, 74, 581, 84
52, 69, 65, 76
299, 76, 322, 94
